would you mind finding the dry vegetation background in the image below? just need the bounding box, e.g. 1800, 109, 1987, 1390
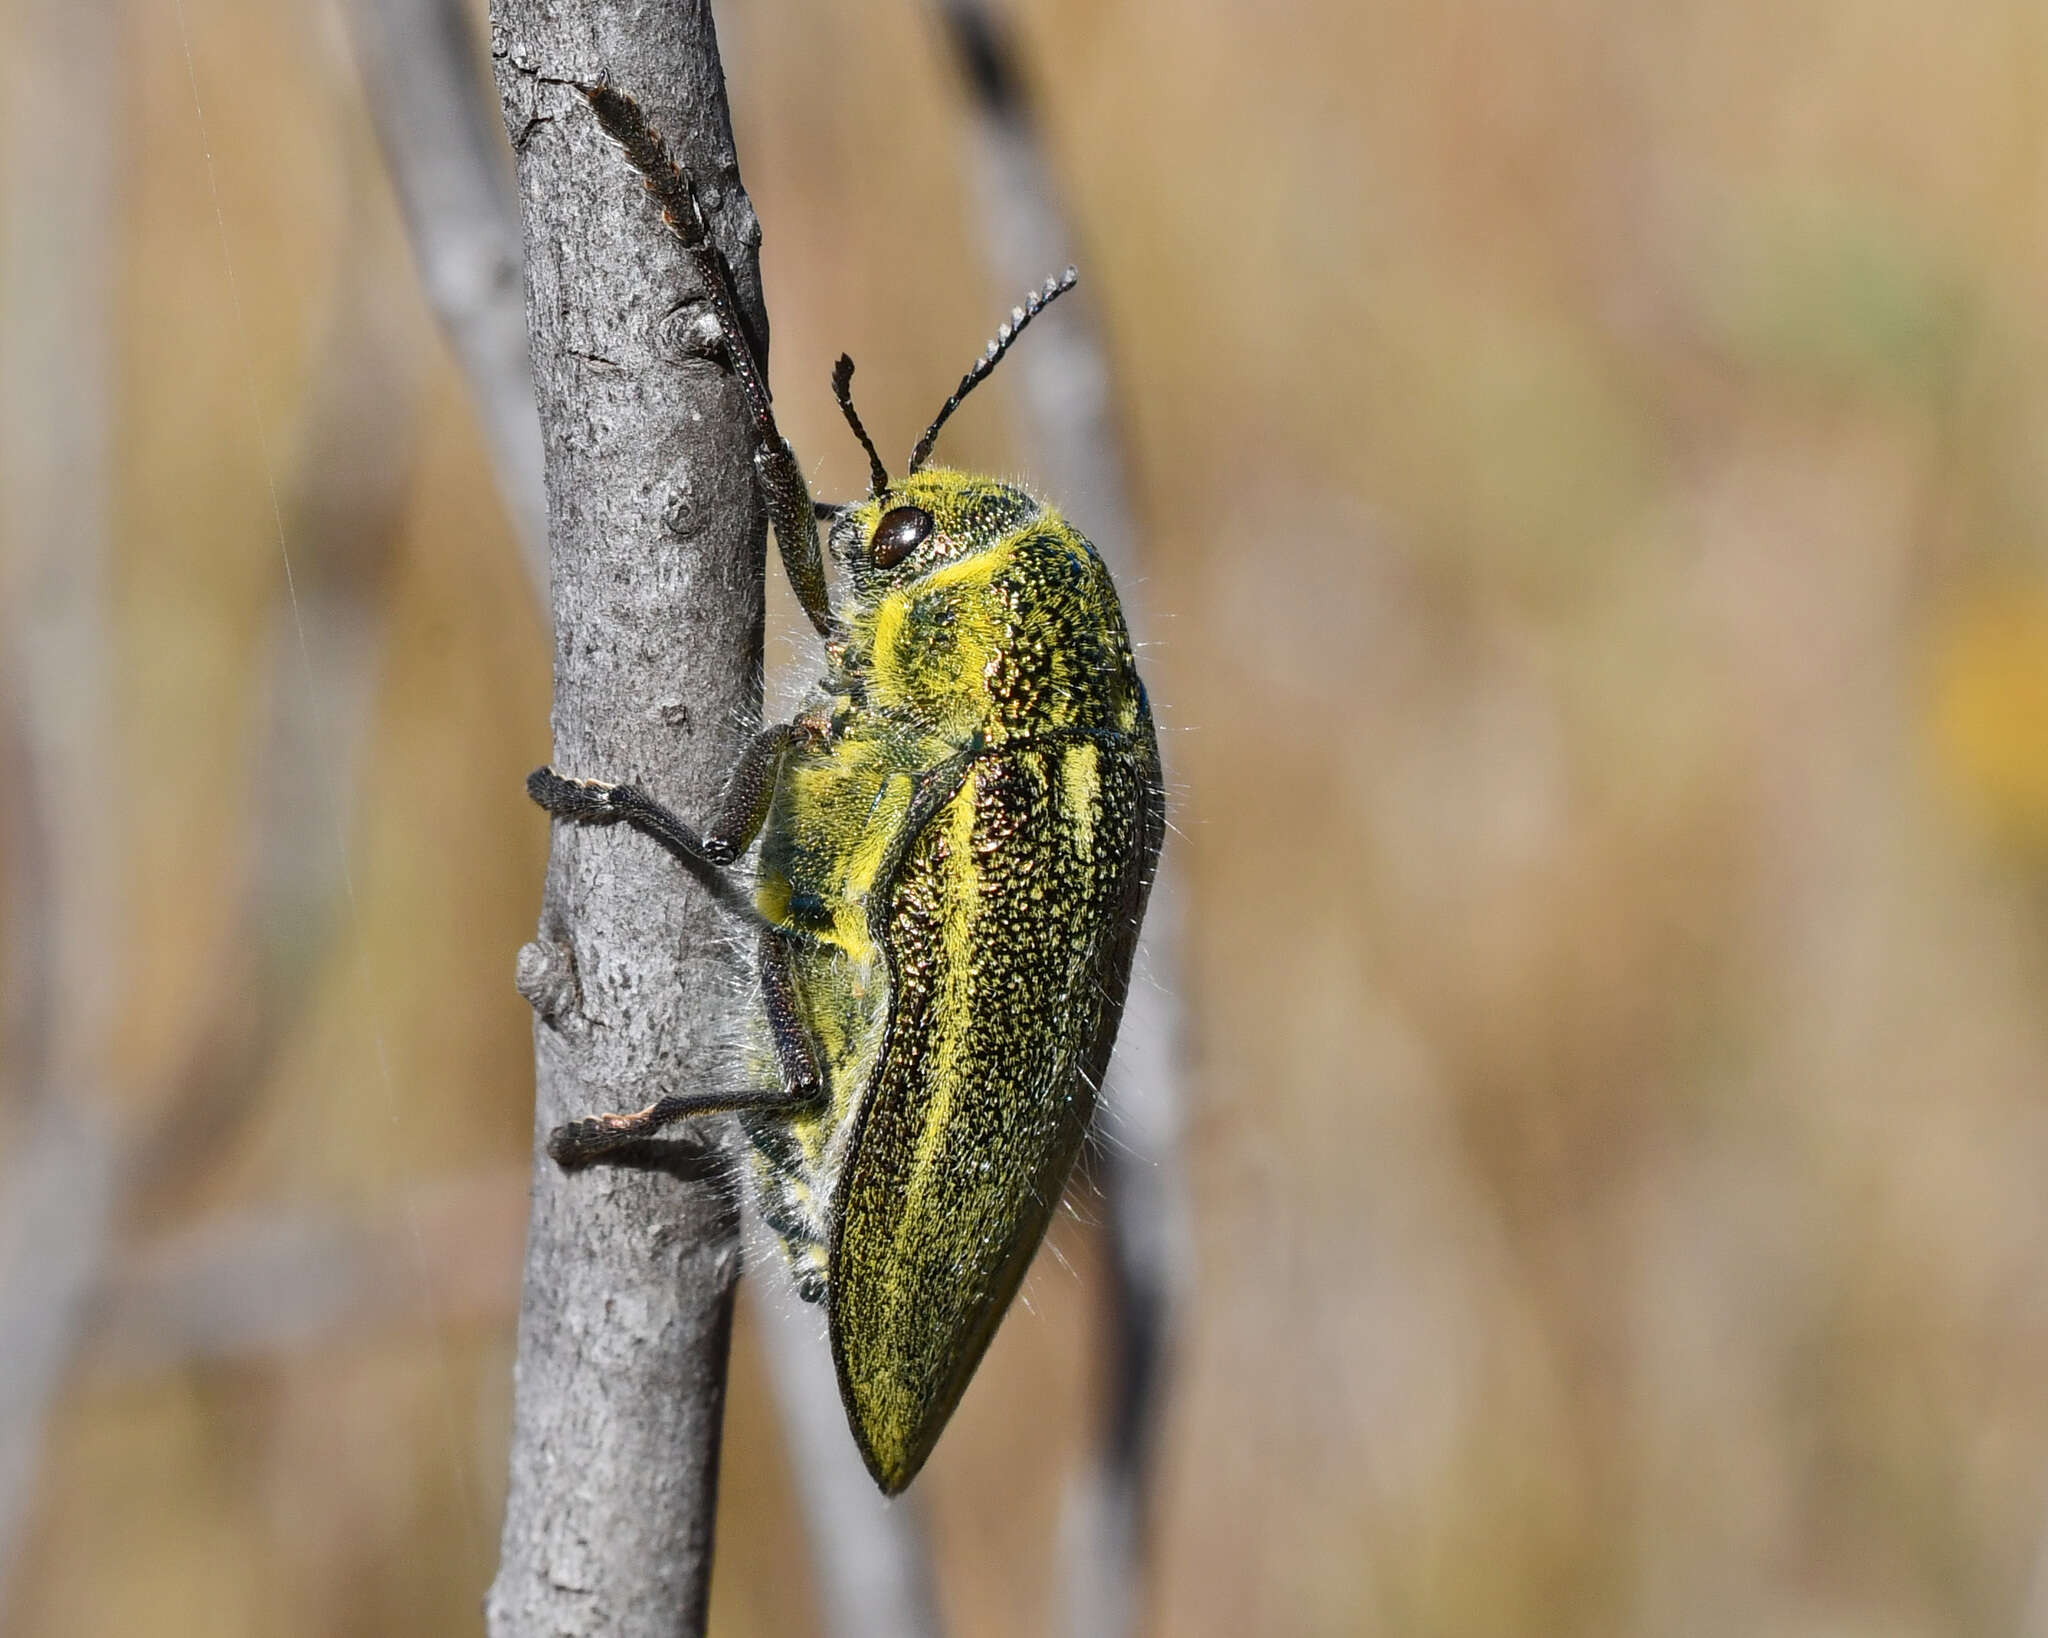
7, 0, 2048, 1633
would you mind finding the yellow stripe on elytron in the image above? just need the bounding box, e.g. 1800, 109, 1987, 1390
894, 772, 984, 1261
1061, 740, 1100, 862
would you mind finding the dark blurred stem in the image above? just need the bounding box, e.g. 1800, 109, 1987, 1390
932, 6, 1194, 1636
485, 5, 768, 1633
346, 0, 550, 594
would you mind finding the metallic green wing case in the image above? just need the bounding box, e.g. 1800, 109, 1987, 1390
829, 723, 1163, 1494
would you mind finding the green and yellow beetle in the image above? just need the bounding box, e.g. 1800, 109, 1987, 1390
529, 85, 1162, 1495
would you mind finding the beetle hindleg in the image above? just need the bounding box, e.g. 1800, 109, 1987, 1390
544, 932, 826, 1170
548, 1077, 821, 1168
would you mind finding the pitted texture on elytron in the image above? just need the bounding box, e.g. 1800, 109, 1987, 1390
977, 527, 1140, 737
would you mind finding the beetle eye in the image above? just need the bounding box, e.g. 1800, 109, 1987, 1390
871, 506, 933, 569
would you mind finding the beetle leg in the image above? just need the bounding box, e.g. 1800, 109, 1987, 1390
756, 442, 836, 642
527, 721, 796, 867
549, 1077, 822, 1167
759, 926, 825, 1100
580, 84, 835, 641
548, 927, 824, 1168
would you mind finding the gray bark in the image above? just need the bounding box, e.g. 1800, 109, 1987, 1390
352, 4, 946, 1626
485, 4, 769, 1635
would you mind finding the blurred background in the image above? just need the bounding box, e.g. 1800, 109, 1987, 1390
7, 0, 2048, 1633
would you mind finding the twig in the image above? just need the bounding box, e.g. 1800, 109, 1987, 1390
931, 7, 1194, 1635
0, 1101, 118, 1613
484, 6, 769, 1634
346, 0, 550, 590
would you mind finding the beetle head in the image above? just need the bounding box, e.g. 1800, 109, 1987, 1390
820, 267, 1078, 592
827, 471, 1042, 593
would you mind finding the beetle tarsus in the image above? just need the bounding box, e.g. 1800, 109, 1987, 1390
526, 765, 617, 818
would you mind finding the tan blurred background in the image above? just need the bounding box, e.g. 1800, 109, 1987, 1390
7, 0, 2048, 1633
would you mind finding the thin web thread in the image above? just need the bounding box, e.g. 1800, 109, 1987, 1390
170, 0, 483, 1551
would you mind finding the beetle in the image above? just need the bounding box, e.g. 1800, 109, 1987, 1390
527, 85, 1162, 1495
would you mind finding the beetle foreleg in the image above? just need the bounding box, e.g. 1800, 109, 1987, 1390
579, 84, 835, 642
755, 441, 835, 642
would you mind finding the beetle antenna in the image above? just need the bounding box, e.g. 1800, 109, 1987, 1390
907, 266, 1077, 473
832, 355, 891, 496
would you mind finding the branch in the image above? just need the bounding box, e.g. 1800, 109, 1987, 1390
0, 0, 123, 1607
485, 6, 769, 1634
347, 10, 948, 1627
932, 8, 1194, 1636
0, 1100, 117, 1614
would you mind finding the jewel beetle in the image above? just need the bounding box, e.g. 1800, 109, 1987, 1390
528, 84, 1163, 1495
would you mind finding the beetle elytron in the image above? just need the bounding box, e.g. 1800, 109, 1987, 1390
529, 85, 1162, 1495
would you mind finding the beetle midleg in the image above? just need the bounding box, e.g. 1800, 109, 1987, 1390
759, 925, 825, 1100
527, 721, 795, 868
